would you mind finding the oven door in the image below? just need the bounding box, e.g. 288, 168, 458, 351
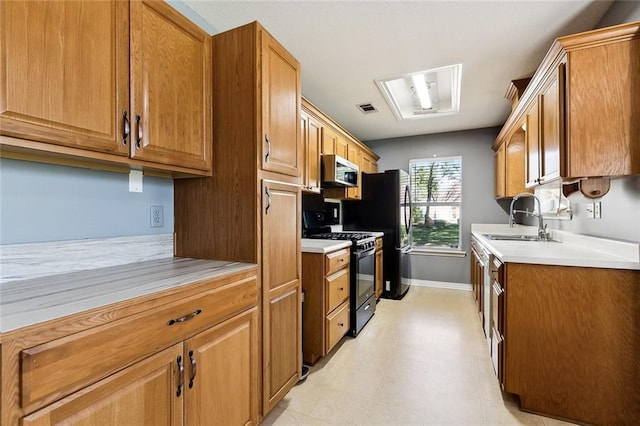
353, 246, 376, 308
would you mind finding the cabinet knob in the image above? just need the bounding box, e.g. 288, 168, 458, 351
338, 322, 344, 327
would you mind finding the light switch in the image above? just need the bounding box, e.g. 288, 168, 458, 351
129, 170, 143, 193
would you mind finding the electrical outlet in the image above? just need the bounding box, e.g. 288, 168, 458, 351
585, 203, 595, 219
594, 201, 602, 219
150, 205, 164, 228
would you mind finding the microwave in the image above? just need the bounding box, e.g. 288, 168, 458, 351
321, 154, 359, 187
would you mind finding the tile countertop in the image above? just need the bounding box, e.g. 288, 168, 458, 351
471, 224, 640, 270
301, 239, 352, 254
0, 257, 256, 333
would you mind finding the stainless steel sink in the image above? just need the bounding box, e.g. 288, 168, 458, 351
481, 233, 560, 242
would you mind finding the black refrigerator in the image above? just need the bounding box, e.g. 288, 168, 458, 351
343, 169, 412, 299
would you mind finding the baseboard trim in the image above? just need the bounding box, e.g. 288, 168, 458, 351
409, 278, 471, 292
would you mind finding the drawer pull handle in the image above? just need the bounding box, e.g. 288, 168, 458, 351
121, 110, 130, 146
176, 355, 184, 397
135, 114, 142, 149
188, 350, 197, 388
167, 309, 202, 326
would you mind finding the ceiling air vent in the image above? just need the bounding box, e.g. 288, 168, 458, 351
356, 102, 378, 114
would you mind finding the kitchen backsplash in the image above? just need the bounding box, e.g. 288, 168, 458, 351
0, 234, 174, 284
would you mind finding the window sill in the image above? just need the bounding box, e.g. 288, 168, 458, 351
410, 248, 467, 258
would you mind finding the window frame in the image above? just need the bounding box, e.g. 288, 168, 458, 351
409, 155, 463, 254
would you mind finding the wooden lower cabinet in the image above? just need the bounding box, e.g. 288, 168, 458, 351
1, 269, 260, 426
302, 248, 351, 365
499, 263, 640, 425
185, 308, 258, 426
22, 344, 183, 426
261, 180, 302, 414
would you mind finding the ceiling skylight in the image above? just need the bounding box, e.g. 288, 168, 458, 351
375, 64, 462, 121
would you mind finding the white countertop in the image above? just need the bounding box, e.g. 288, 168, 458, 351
301, 239, 352, 254
0, 257, 256, 333
471, 224, 640, 270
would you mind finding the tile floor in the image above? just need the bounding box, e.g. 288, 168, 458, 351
263, 286, 575, 425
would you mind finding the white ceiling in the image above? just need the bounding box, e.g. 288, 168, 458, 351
181, 0, 613, 142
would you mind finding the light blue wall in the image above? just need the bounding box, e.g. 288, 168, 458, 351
365, 127, 507, 285
0, 159, 174, 244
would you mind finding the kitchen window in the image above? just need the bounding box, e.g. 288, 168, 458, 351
409, 156, 462, 252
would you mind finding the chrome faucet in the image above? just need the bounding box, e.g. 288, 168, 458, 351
509, 192, 549, 241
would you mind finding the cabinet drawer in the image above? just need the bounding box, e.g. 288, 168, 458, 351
325, 248, 350, 275
20, 275, 258, 411
325, 301, 349, 352
326, 268, 350, 314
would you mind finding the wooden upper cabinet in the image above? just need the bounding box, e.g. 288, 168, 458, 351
497, 22, 640, 184
129, 0, 212, 172
321, 126, 338, 155
0, 0, 129, 156
301, 111, 321, 192
336, 136, 349, 158
538, 64, 565, 184
525, 101, 540, 188
566, 36, 640, 177
261, 30, 301, 177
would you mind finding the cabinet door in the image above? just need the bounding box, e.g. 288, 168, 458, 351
336, 136, 349, 158
261, 30, 301, 177
321, 127, 337, 155
185, 308, 259, 426
524, 101, 540, 188
0, 0, 129, 155
262, 180, 301, 414
494, 143, 506, 198
539, 65, 565, 184
505, 127, 528, 197
301, 112, 321, 192
22, 344, 182, 426
129, 0, 212, 172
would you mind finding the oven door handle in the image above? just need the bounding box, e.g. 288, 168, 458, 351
354, 247, 376, 257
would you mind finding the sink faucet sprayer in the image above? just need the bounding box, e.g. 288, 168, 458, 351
509, 193, 549, 241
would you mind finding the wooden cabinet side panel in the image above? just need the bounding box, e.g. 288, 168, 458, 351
567, 39, 640, 177
494, 144, 506, 198
301, 253, 327, 365
504, 263, 640, 424
22, 344, 183, 426
175, 23, 258, 262
0, 0, 129, 155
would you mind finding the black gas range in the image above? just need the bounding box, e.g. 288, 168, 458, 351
306, 231, 377, 336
